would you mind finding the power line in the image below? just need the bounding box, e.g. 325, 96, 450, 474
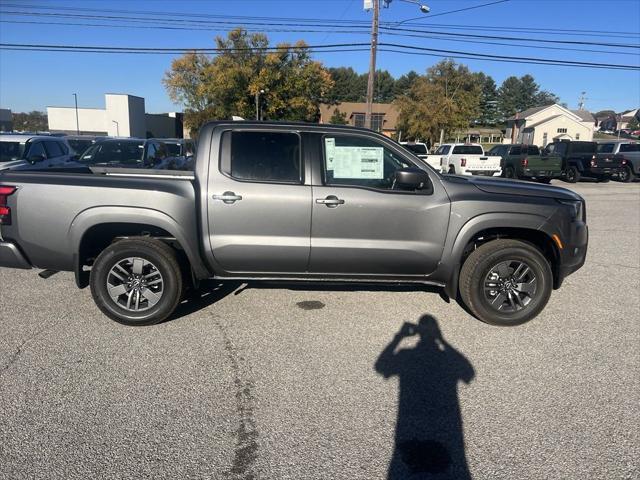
2, 9, 639, 49
2, 3, 637, 38
396, 0, 511, 24
1, 41, 637, 70
3, 19, 636, 57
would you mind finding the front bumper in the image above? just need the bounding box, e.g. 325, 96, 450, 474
0, 241, 32, 269
553, 217, 588, 288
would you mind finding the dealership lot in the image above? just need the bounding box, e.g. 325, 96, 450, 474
1, 181, 638, 480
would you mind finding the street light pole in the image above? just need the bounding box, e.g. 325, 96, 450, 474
364, 0, 380, 131
255, 89, 265, 121
73, 93, 79, 135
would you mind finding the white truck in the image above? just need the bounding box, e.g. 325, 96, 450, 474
427, 143, 502, 176
399, 141, 442, 171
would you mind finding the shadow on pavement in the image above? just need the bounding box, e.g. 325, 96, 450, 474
168, 280, 242, 322
375, 315, 475, 479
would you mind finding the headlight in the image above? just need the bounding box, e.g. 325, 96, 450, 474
557, 199, 584, 221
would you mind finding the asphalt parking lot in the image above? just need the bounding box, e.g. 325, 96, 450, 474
1, 180, 638, 480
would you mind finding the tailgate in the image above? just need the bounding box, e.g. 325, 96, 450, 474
595, 153, 625, 168
464, 155, 501, 171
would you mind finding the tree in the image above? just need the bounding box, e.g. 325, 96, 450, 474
628, 116, 640, 130
497, 75, 560, 118
164, 28, 334, 135
474, 72, 499, 125
329, 108, 348, 125
395, 59, 480, 143
327, 67, 364, 102
372, 70, 396, 103
393, 70, 420, 97
12, 111, 48, 132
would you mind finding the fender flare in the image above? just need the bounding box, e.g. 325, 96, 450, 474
69, 206, 211, 287
441, 212, 550, 299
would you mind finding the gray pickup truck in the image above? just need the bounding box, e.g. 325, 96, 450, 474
0, 121, 588, 327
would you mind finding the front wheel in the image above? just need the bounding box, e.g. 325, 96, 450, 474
503, 166, 517, 179
90, 238, 184, 326
459, 239, 553, 326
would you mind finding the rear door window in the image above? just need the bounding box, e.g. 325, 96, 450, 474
620, 143, 639, 153
44, 140, 64, 158
224, 131, 302, 184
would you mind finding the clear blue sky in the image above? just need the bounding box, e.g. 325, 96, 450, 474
1, 0, 639, 114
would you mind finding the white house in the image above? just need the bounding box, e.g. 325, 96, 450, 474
505, 104, 596, 146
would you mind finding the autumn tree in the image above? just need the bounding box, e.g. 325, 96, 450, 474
329, 108, 348, 124
395, 60, 481, 143
164, 29, 334, 135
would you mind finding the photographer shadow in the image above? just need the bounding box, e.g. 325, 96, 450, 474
375, 315, 475, 479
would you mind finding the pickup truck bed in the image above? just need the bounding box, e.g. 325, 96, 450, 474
0, 121, 588, 327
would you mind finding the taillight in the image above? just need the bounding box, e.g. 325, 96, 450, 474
521, 157, 529, 167
460, 158, 467, 167
0, 186, 16, 225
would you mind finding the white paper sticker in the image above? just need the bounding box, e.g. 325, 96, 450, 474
333, 146, 384, 179
324, 137, 336, 170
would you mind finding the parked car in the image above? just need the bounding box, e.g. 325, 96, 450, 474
0, 134, 74, 171
543, 140, 626, 183
597, 140, 640, 182
426, 143, 502, 176
0, 121, 588, 327
158, 138, 197, 170
488, 144, 562, 183
75, 138, 183, 170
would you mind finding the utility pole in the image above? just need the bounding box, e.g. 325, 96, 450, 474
578, 91, 586, 110
73, 93, 79, 134
365, 0, 380, 130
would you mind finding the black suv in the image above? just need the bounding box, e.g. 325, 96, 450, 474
543, 140, 626, 183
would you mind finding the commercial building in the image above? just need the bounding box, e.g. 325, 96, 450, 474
0, 108, 12, 132
47, 93, 184, 138
505, 104, 596, 146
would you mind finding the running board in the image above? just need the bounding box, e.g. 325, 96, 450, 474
38, 269, 59, 279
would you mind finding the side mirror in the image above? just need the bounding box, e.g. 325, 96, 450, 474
394, 167, 431, 190
28, 154, 46, 164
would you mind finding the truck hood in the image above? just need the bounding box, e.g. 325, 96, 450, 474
443, 174, 582, 201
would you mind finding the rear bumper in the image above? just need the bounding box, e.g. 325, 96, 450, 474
0, 241, 32, 269
584, 166, 623, 177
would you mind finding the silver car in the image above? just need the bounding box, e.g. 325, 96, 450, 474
0, 134, 74, 171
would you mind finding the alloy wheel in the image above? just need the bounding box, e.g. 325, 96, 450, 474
483, 260, 537, 313
106, 257, 164, 312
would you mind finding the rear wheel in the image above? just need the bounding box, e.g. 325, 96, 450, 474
565, 166, 580, 183
459, 239, 553, 326
504, 166, 517, 179
619, 165, 635, 183
90, 238, 184, 326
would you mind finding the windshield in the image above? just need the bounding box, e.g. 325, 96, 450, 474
68, 139, 94, 155
403, 143, 428, 155
452, 145, 484, 155
79, 141, 144, 165
165, 143, 181, 156
0, 141, 26, 162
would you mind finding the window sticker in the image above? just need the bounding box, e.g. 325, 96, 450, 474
324, 137, 336, 170
333, 146, 384, 179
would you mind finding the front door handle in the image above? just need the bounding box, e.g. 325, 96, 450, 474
213, 191, 242, 204
316, 195, 345, 208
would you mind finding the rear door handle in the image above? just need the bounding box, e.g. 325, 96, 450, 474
212, 191, 242, 204
316, 195, 345, 208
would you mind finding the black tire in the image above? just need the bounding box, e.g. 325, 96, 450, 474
504, 166, 517, 179
619, 165, 635, 183
448, 165, 456, 174
459, 239, 553, 326
90, 238, 184, 326
565, 166, 580, 183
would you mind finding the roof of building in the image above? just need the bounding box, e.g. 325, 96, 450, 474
522, 114, 563, 129
507, 105, 548, 120
319, 102, 399, 130
570, 109, 595, 122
